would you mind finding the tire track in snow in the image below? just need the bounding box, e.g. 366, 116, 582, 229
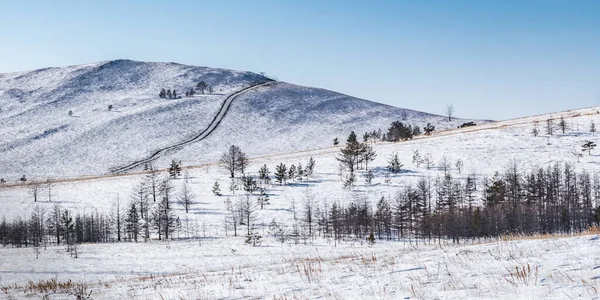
110, 80, 274, 174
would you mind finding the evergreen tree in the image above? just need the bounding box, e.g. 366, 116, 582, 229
258, 164, 271, 185
61, 209, 74, 252
296, 163, 304, 181
388, 152, 403, 173
591, 121, 597, 135
559, 117, 567, 133
288, 164, 297, 182
257, 188, 270, 209
159, 88, 166, 98
305, 157, 316, 178
424, 123, 435, 135
582, 140, 597, 155
125, 202, 140, 242
196, 81, 208, 94
168, 160, 182, 179
212, 181, 222, 196
275, 163, 287, 185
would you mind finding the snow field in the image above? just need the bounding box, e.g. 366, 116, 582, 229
1, 235, 599, 299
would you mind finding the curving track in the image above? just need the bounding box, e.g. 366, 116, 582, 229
110, 80, 274, 174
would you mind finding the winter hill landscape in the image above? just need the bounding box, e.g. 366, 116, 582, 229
0, 59, 599, 299
0, 59, 474, 180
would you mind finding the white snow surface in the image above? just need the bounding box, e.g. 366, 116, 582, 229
0, 60, 476, 180
2, 60, 600, 299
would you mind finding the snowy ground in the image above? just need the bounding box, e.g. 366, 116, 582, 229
0, 106, 599, 298
1, 235, 599, 299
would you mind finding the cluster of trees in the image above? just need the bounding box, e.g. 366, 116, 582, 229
337, 132, 377, 187
272, 157, 316, 185
458, 122, 476, 128
0, 166, 206, 249
159, 88, 181, 99
195, 81, 214, 94
158, 81, 216, 99
533, 117, 595, 137
385, 121, 422, 142
262, 162, 600, 245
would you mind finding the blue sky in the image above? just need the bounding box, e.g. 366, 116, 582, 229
1, 0, 599, 120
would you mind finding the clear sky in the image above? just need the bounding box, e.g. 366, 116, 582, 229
1, 0, 599, 120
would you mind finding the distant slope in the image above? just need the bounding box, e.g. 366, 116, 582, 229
0, 60, 479, 179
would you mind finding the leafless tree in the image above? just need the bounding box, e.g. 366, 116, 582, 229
178, 180, 196, 213
445, 104, 454, 121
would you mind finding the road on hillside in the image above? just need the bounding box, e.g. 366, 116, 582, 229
110, 80, 275, 174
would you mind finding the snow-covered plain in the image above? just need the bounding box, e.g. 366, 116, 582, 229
2, 61, 600, 299
0, 103, 600, 298
2, 235, 600, 299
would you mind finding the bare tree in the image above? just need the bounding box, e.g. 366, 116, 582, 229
303, 191, 316, 238
423, 153, 434, 170
438, 156, 451, 176
109, 195, 124, 242
145, 164, 159, 202
455, 159, 464, 174
178, 180, 196, 213
29, 182, 42, 202
546, 118, 554, 135
220, 145, 247, 178
445, 104, 454, 121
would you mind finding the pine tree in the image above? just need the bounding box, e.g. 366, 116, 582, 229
333, 138, 339, 146
424, 123, 435, 135
296, 163, 304, 181
212, 181, 222, 196
366, 232, 376, 246
559, 117, 567, 133
125, 202, 140, 242
288, 165, 297, 182
582, 140, 597, 155
257, 188, 270, 209
258, 164, 271, 185
591, 121, 596, 135
168, 160, 182, 179
275, 163, 287, 185
388, 152, 403, 173
305, 157, 316, 178
61, 209, 74, 252
196, 81, 208, 94
159, 88, 166, 98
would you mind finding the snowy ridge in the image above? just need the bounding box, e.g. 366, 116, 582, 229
111, 80, 275, 173
0, 60, 477, 180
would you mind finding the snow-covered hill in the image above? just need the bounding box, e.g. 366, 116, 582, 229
0, 60, 474, 180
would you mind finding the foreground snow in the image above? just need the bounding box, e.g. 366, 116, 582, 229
1, 235, 599, 299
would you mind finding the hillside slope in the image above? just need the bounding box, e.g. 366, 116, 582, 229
0, 60, 475, 180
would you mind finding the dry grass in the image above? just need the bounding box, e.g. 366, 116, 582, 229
499, 227, 600, 242
505, 264, 539, 286
2, 278, 91, 299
